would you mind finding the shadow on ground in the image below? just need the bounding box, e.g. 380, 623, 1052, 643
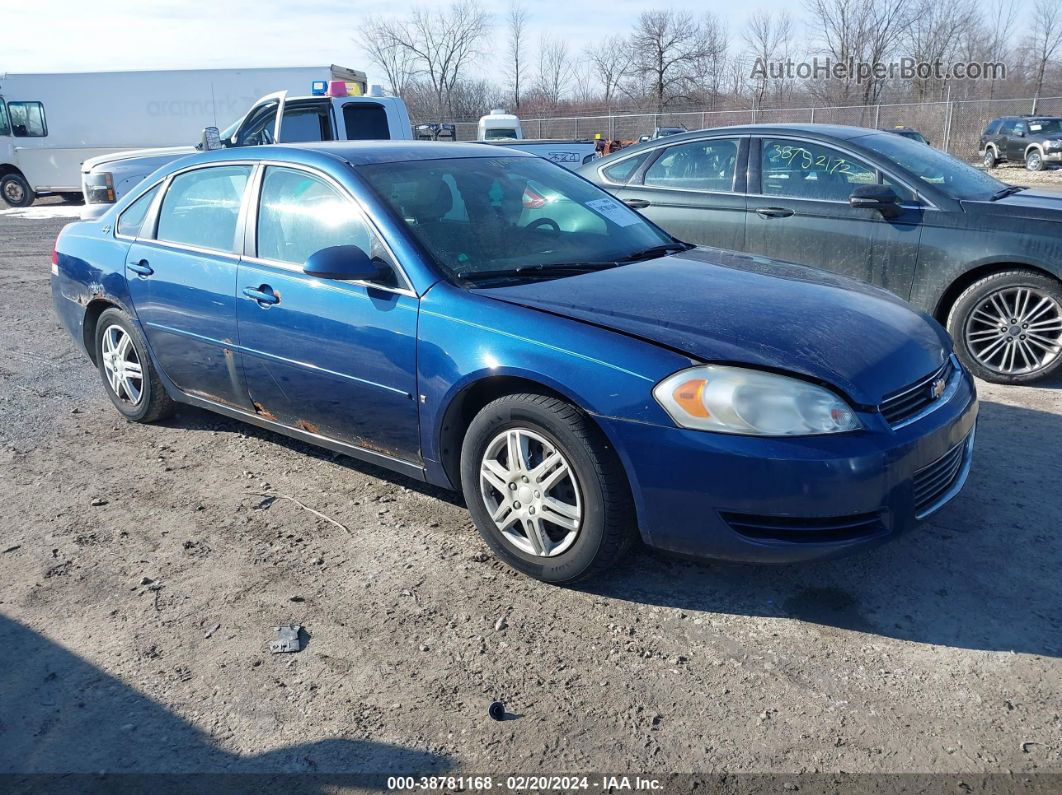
0, 614, 451, 783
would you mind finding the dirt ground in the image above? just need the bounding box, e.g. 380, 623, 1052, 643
0, 201, 1059, 786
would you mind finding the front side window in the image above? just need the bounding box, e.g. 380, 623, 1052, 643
358, 155, 673, 281
156, 165, 251, 252
279, 103, 333, 143
8, 101, 47, 137
117, 184, 161, 238
644, 139, 738, 192
343, 103, 391, 141
257, 166, 383, 267
0, 100, 9, 136
761, 138, 877, 202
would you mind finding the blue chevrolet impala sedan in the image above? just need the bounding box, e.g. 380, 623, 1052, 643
51, 142, 978, 582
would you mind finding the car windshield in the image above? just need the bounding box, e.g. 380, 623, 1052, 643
856, 132, 1005, 200
1027, 118, 1062, 134
358, 155, 676, 283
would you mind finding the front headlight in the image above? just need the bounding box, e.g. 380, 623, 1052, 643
653, 365, 862, 436
83, 171, 115, 204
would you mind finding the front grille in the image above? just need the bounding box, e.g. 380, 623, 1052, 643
721, 511, 887, 543
879, 358, 954, 426
913, 435, 970, 517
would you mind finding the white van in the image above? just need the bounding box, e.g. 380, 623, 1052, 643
0, 65, 365, 207
478, 109, 524, 140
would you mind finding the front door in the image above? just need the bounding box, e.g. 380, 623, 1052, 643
613, 137, 748, 251
744, 136, 923, 296
236, 165, 421, 462
125, 163, 254, 409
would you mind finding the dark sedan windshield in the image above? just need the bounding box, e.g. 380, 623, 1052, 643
857, 132, 1005, 200
358, 156, 674, 282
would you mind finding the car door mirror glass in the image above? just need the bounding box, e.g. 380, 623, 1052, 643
199, 126, 222, 151
303, 245, 385, 282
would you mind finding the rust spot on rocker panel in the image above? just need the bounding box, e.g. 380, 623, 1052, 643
252, 402, 277, 421
296, 419, 320, 435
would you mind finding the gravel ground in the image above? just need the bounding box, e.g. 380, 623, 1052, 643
0, 202, 1059, 785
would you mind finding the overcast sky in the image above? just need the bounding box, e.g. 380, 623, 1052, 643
3, 0, 781, 81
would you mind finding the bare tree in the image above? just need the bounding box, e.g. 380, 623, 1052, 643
537, 35, 574, 108
1027, 0, 1062, 100
359, 18, 419, 96
505, 2, 529, 110
585, 35, 632, 107
901, 0, 978, 101
368, 1, 489, 119
744, 12, 793, 107
630, 10, 711, 112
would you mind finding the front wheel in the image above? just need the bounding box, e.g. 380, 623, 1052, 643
1026, 149, 1045, 172
460, 393, 636, 583
947, 270, 1062, 384
94, 307, 175, 422
0, 173, 33, 207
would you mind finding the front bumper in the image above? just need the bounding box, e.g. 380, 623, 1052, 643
598, 361, 978, 563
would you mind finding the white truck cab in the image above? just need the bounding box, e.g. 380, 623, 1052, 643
477, 110, 523, 141
80, 81, 413, 218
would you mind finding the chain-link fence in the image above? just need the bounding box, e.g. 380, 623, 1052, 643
446, 96, 1062, 160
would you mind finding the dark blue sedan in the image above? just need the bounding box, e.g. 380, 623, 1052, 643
51, 142, 978, 582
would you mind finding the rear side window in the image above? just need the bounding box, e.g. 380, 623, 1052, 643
0, 101, 9, 136
343, 103, 390, 141
279, 103, 333, 143
9, 101, 47, 137
256, 166, 376, 265
156, 165, 251, 252
117, 185, 160, 238
601, 152, 649, 184
643, 139, 738, 192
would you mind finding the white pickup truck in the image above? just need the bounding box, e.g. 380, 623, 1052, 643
81, 90, 599, 219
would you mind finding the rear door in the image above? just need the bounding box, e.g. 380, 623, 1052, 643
744, 136, 923, 293
611, 137, 748, 251
236, 164, 421, 462
124, 163, 255, 408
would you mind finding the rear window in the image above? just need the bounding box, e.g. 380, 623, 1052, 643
343, 103, 390, 141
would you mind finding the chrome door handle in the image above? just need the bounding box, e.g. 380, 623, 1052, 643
623, 198, 651, 209
243, 285, 279, 306
127, 260, 153, 276
755, 207, 794, 219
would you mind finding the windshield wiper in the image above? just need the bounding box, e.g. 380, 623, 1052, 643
990, 185, 1026, 201
614, 241, 695, 263
458, 262, 621, 284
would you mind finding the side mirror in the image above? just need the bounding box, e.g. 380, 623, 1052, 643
1015, 129, 1025, 137
199, 126, 222, 151
849, 185, 902, 218
303, 245, 390, 283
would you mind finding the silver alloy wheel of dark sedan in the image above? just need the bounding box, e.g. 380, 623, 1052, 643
963, 286, 1062, 375
100, 324, 145, 405
479, 427, 583, 557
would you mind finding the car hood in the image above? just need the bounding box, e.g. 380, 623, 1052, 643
962, 189, 1062, 222
475, 248, 950, 406
81, 146, 196, 173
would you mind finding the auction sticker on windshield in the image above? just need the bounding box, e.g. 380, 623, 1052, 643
585, 197, 640, 226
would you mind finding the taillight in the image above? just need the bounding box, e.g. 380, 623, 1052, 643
522, 187, 546, 209
51, 238, 60, 275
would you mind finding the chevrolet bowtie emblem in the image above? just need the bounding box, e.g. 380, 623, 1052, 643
930, 378, 946, 400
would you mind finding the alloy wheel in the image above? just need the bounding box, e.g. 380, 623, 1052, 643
100, 324, 144, 405
1027, 152, 1043, 171
963, 286, 1062, 375
479, 428, 582, 557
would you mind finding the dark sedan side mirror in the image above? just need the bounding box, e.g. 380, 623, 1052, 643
304, 245, 387, 282
850, 185, 902, 218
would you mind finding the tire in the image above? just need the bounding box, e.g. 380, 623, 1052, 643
0, 172, 34, 207
982, 148, 998, 169
947, 269, 1062, 384
94, 307, 175, 422
460, 393, 636, 583
1025, 149, 1045, 172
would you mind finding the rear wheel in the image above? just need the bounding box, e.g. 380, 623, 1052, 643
982, 148, 998, 169
460, 393, 636, 583
947, 270, 1062, 384
94, 307, 175, 422
1026, 149, 1045, 171
0, 173, 33, 207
